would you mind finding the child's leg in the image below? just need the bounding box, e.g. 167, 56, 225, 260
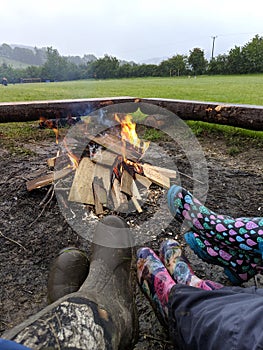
137, 242, 223, 324
167, 185, 263, 255
184, 230, 263, 284
159, 239, 223, 290
167, 185, 263, 283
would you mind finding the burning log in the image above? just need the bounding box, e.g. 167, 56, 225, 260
65, 153, 175, 213
86, 133, 143, 162
131, 179, 142, 200
93, 177, 107, 205
39, 115, 81, 129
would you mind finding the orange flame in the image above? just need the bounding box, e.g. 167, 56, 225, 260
40, 116, 59, 144
115, 114, 140, 148
63, 139, 80, 169
114, 114, 150, 159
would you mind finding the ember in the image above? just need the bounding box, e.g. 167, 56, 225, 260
39, 116, 59, 144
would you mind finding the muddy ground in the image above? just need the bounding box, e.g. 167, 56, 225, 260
0, 125, 262, 350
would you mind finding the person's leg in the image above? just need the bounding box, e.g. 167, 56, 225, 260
159, 239, 223, 290
137, 241, 263, 350
137, 247, 176, 325
137, 242, 223, 325
184, 230, 263, 284
168, 285, 263, 350
167, 185, 263, 282
3, 216, 138, 350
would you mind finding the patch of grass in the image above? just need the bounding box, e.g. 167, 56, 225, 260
7, 145, 36, 156
227, 146, 242, 156
0, 121, 56, 155
131, 108, 148, 122
0, 121, 55, 141
142, 127, 167, 141
1, 75, 263, 105
187, 120, 263, 149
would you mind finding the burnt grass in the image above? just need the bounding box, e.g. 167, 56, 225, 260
0, 125, 263, 350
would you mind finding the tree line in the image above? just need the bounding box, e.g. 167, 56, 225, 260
0, 43, 46, 66
1, 35, 263, 83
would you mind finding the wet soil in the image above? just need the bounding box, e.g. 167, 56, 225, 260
0, 129, 262, 349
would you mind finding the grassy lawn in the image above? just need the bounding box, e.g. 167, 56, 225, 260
1, 75, 263, 105
1, 75, 262, 155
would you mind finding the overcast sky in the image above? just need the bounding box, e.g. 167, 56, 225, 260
1, 0, 262, 62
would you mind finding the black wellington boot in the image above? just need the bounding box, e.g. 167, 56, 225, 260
78, 215, 138, 350
47, 247, 90, 303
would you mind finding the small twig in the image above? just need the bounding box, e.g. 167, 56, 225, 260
178, 171, 205, 184
22, 289, 33, 295
54, 187, 71, 191
143, 334, 172, 345
39, 185, 54, 206
49, 322, 61, 350
0, 230, 27, 251
28, 187, 55, 228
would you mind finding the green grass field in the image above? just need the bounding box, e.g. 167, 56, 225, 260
1, 75, 263, 105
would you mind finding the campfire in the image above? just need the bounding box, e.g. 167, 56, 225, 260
27, 112, 177, 215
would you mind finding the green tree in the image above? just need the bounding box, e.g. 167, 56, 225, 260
132, 63, 158, 77
41, 47, 69, 81
89, 55, 119, 79
24, 65, 42, 78
188, 48, 207, 75
227, 46, 244, 74
207, 54, 228, 75
242, 35, 263, 73
159, 54, 188, 76
0, 63, 16, 82
34, 47, 47, 65
118, 63, 132, 78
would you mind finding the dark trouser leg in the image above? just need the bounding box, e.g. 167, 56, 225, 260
168, 284, 263, 350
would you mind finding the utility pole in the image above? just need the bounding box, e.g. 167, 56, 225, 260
211, 36, 217, 60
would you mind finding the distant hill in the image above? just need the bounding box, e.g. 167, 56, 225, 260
10, 44, 38, 51
139, 56, 169, 65
67, 54, 97, 65
0, 42, 166, 68
0, 43, 47, 66
0, 43, 99, 67
0, 56, 31, 68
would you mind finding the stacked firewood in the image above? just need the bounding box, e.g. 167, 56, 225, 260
26, 131, 177, 214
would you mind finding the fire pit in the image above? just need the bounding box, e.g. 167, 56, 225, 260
25, 101, 209, 247
1, 99, 262, 349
